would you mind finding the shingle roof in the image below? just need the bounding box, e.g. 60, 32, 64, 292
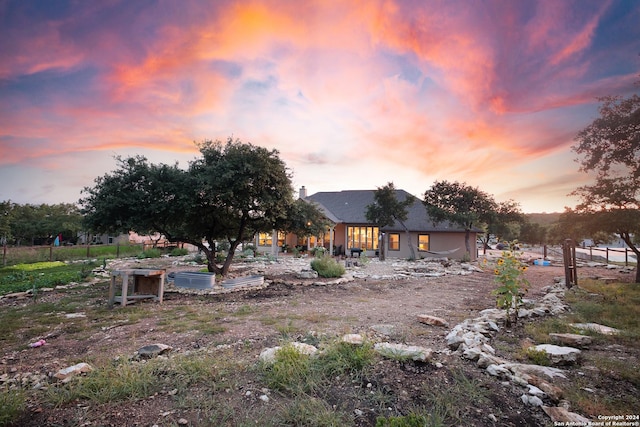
305, 189, 467, 232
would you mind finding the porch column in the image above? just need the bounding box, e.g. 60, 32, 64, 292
329, 225, 334, 256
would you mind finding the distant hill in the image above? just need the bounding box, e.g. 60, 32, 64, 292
525, 212, 561, 227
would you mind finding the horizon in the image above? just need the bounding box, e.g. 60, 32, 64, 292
1, 1, 639, 213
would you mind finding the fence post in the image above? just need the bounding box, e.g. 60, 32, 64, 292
543, 245, 547, 259
562, 239, 578, 288
625, 248, 628, 266
117, 242, 120, 258
606, 247, 609, 264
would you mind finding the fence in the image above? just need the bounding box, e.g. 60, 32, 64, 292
1, 243, 145, 267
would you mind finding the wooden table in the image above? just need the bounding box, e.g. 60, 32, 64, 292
108, 269, 165, 308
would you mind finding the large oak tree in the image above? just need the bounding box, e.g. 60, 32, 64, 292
571, 93, 640, 282
423, 180, 499, 258
81, 138, 295, 276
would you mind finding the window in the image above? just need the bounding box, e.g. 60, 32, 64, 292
258, 232, 285, 247
346, 226, 379, 250
418, 234, 430, 251
388, 233, 400, 251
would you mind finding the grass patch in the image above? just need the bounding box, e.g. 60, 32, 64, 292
0, 386, 26, 426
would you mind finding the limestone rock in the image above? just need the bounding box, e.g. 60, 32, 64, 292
259, 342, 318, 364
341, 334, 364, 345
297, 269, 318, 279
549, 333, 592, 348
521, 394, 543, 407
137, 343, 173, 359
374, 343, 432, 362
528, 375, 564, 402
417, 314, 449, 328
542, 406, 590, 424
532, 344, 581, 365
54, 362, 94, 380
570, 322, 620, 336
370, 324, 397, 337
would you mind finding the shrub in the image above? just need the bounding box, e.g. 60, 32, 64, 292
170, 247, 189, 256
310, 256, 345, 278
137, 248, 162, 259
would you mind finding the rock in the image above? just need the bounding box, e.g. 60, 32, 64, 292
259, 347, 281, 364
477, 354, 506, 369
137, 343, 173, 359
291, 342, 318, 356
259, 342, 318, 364
520, 394, 543, 406
528, 375, 564, 402
532, 344, 581, 365
370, 324, 397, 337
296, 269, 318, 279
259, 394, 269, 402
570, 322, 620, 335
526, 384, 545, 397
177, 418, 188, 425
54, 362, 94, 380
502, 363, 566, 380
485, 364, 510, 378
417, 314, 449, 328
542, 406, 590, 424
548, 333, 592, 348
341, 334, 364, 345
373, 343, 432, 362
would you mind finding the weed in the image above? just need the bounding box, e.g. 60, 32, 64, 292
259, 343, 313, 393
137, 248, 162, 259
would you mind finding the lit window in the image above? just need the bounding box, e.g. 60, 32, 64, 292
388, 233, 400, 251
346, 226, 379, 250
258, 232, 272, 246
418, 234, 430, 251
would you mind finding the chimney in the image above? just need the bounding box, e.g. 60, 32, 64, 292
299, 186, 307, 199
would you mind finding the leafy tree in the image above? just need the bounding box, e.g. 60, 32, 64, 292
2, 202, 83, 245
480, 199, 524, 252
519, 221, 548, 246
423, 181, 497, 258
81, 138, 295, 276
571, 93, 640, 282
365, 182, 416, 260
283, 199, 331, 249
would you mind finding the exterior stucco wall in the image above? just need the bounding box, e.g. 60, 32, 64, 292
384, 231, 476, 261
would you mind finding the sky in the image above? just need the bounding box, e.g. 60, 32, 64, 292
1, 0, 639, 213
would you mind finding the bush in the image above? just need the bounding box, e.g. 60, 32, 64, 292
138, 248, 162, 259
310, 256, 345, 278
170, 247, 189, 257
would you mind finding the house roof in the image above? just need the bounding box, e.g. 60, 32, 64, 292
305, 189, 469, 233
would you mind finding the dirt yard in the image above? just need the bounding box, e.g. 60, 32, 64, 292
1, 254, 636, 426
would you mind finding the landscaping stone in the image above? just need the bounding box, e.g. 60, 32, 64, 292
528, 375, 564, 402
137, 343, 173, 359
258, 342, 318, 364
416, 314, 449, 327
373, 343, 432, 362
548, 333, 592, 348
521, 394, 543, 407
370, 324, 397, 337
532, 344, 581, 365
296, 269, 318, 279
54, 362, 94, 381
341, 334, 364, 345
542, 406, 591, 424
570, 322, 620, 335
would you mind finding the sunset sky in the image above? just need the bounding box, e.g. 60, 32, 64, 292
1, 0, 639, 213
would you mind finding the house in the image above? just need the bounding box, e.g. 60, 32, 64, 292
256, 187, 478, 261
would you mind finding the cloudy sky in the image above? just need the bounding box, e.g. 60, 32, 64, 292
1, 0, 638, 213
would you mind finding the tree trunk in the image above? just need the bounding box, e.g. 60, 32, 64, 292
398, 220, 416, 260
464, 229, 471, 259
